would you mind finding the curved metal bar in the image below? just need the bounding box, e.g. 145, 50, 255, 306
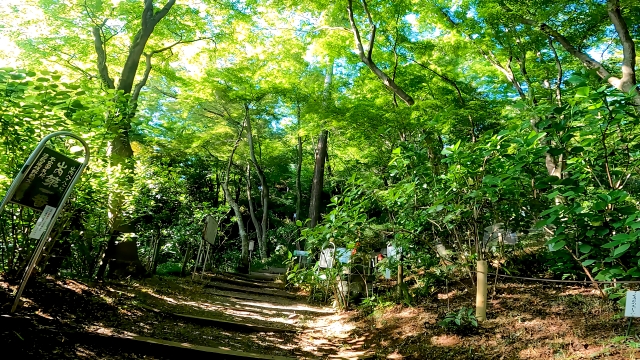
0, 131, 89, 216
8, 131, 90, 313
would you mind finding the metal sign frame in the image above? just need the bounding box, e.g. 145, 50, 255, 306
0, 131, 90, 313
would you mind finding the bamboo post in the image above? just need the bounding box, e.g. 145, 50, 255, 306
476, 260, 488, 321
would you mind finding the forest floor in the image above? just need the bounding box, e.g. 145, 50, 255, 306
0, 271, 364, 359
1, 272, 639, 359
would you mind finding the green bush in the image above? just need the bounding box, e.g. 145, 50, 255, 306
438, 307, 479, 334
156, 262, 182, 276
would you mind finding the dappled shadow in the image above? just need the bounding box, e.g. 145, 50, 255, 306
104, 275, 345, 358
0, 274, 340, 359
337, 281, 638, 359
0, 276, 169, 359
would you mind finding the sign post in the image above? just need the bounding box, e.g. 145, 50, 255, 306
0, 132, 90, 313
625, 291, 640, 336
476, 260, 488, 322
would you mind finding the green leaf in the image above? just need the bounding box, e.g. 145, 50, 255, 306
611, 233, 632, 241
614, 243, 631, 257
579, 244, 592, 253
602, 240, 623, 249
567, 75, 586, 84
575, 87, 590, 97
582, 260, 595, 266
549, 240, 566, 252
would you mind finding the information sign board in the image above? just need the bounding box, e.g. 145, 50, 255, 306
626, 291, 640, 317
10, 147, 81, 211
28, 205, 56, 239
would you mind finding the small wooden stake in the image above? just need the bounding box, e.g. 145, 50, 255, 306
476, 260, 488, 322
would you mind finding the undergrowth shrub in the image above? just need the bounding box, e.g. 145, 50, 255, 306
438, 307, 479, 335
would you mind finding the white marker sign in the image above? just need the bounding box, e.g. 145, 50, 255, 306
249, 240, 255, 251
626, 291, 640, 317
28, 205, 56, 239
319, 248, 334, 268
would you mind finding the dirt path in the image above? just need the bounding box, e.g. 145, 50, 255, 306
0, 272, 368, 359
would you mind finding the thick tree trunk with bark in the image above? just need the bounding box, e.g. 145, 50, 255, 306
94, 0, 176, 281
308, 130, 329, 228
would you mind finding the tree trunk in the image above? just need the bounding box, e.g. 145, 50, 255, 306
151, 231, 162, 275
213, 172, 220, 207
246, 164, 262, 247
180, 243, 192, 277
245, 109, 269, 260
295, 135, 303, 223
222, 124, 250, 273
94, 0, 176, 281
308, 130, 328, 228
397, 252, 404, 299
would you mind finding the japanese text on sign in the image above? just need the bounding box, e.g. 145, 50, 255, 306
625, 291, 640, 317
28, 206, 57, 239
11, 147, 81, 211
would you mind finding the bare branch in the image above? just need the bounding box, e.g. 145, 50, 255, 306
346, 0, 367, 61
510, 7, 637, 103
607, 0, 637, 91
548, 36, 563, 106
153, 0, 177, 24
391, 14, 400, 107
131, 53, 153, 105
153, 86, 178, 99
437, 7, 527, 101
150, 37, 215, 55
478, 48, 526, 100
438, 8, 458, 27
224, 120, 246, 186
92, 23, 115, 89
360, 0, 376, 61
346, 0, 415, 106
141, 0, 155, 28
128, 37, 214, 104
410, 58, 464, 106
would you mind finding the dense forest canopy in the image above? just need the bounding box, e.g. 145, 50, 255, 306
0, 0, 639, 299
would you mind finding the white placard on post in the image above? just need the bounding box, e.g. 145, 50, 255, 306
29, 205, 56, 239
626, 291, 640, 317
249, 240, 255, 251
319, 248, 334, 268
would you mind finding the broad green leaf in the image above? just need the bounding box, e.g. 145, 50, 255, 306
614, 243, 631, 257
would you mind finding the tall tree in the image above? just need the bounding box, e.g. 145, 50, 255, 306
308, 130, 329, 228
245, 106, 270, 260
95, 0, 178, 280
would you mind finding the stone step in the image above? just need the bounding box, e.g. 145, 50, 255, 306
204, 282, 298, 300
